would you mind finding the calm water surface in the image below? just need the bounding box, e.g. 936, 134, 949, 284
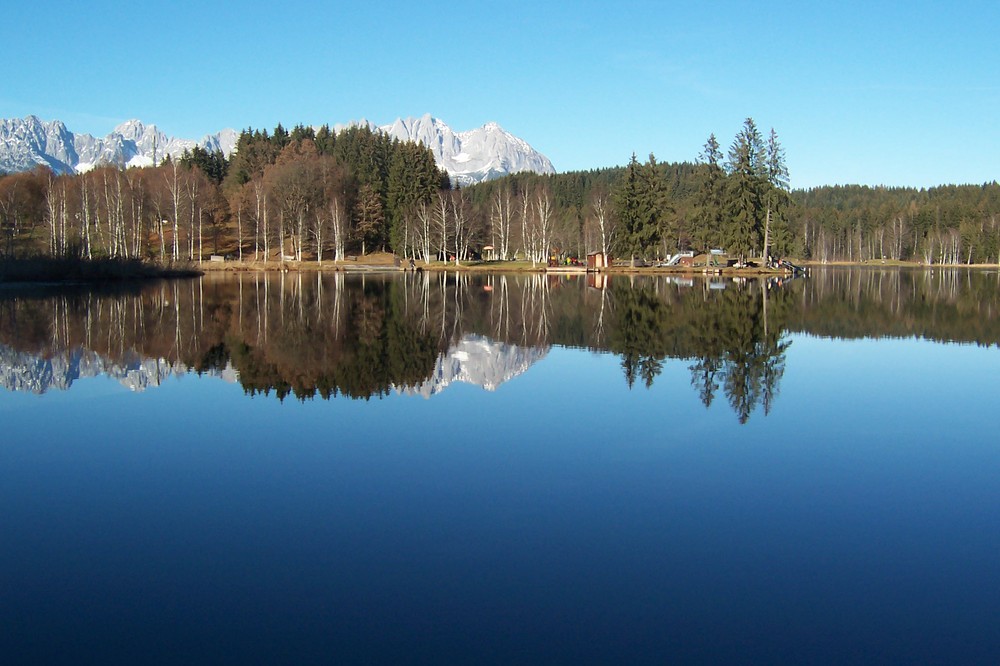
1, 269, 998, 663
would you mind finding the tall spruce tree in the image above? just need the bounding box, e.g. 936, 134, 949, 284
640, 153, 668, 255
314, 124, 336, 155
615, 154, 643, 266
695, 134, 725, 260
387, 142, 440, 255
763, 128, 790, 260
614, 153, 666, 266
725, 118, 766, 263
271, 123, 290, 149
180, 146, 228, 184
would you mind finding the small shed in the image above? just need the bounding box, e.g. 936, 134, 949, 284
587, 252, 610, 271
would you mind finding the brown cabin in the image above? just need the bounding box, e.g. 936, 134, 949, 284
587, 252, 611, 271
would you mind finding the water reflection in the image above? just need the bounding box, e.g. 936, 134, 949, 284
1, 268, 998, 421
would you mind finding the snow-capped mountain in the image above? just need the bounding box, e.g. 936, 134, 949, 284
373, 114, 555, 185
73, 118, 239, 172
1, 114, 553, 184
0, 115, 239, 175
0, 116, 79, 173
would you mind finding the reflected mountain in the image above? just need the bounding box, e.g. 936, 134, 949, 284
0, 344, 239, 394
403, 334, 549, 397
2, 267, 999, 421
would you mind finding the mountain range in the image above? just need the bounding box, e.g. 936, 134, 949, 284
0, 116, 238, 176
0, 114, 554, 185
0, 344, 238, 394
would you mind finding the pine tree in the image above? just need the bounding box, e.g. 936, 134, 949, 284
725, 118, 766, 263
614, 153, 666, 266
615, 154, 643, 266
180, 146, 228, 184
639, 154, 668, 255
695, 134, 724, 259
290, 124, 315, 143
271, 123, 290, 149
315, 125, 335, 155
763, 128, 790, 261
387, 142, 440, 255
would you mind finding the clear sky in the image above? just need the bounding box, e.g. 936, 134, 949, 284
4, 1, 997, 189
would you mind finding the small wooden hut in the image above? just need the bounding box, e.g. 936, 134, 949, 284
587, 252, 610, 271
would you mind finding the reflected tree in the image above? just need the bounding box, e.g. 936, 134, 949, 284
22, 269, 1000, 420
609, 280, 671, 388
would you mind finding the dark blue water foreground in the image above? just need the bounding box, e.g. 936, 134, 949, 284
1, 270, 998, 663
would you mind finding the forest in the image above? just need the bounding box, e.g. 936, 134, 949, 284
1, 118, 998, 265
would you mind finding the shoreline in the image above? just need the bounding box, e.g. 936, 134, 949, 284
4, 255, 997, 285
193, 256, 999, 276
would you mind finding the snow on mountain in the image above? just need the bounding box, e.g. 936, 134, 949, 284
0, 115, 78, 173
201, 128, 239, 158
302, 114, 553, 184
1, 114, 554, 184
362, 114, 555, 185
0, 116, 238, 175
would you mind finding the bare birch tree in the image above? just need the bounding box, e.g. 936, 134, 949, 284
434, 190, 450, 261
589, 190, 616, 257
492, 185, 514, 260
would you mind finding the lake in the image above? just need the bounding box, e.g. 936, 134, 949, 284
2, 268, 998, 663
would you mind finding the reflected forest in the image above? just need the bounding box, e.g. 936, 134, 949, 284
3, 269, 1000, 422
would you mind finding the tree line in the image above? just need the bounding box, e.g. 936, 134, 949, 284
2, 117, 998, 265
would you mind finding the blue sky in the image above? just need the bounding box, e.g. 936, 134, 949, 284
4, 1, 997, 189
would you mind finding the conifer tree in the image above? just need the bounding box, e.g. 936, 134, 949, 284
694, 134, 725, 260
290, 124, 316, 143
271, 123, 290, 149
614, 153, 666, 266
763, 128, 790, 260
314, 125, 336, 155
639, 154, 668, 254
725, 118, 766, 263
387, 142, 439, 254
615, 154, 643, 267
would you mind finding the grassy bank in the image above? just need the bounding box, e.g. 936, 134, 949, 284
0, 257, 203, 283
197, 252, 549, 274
197, 251, 793, 275
194, 252, 1000, 276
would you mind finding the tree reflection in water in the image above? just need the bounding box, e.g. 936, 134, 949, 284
2, 268, 999, 421
607, 276, 791, 422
